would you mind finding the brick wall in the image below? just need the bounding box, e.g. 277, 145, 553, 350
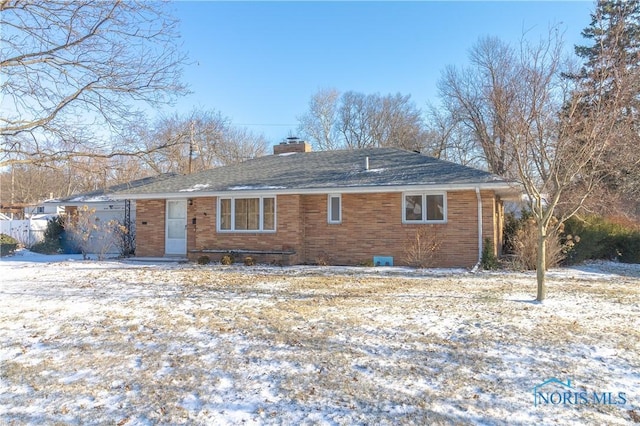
187, 195, 303, 264
302, 191, 495, 268
480, 190, 497, 257
136, 190, 502, 268
273, 141, 312, 155
135, 199, 166, 257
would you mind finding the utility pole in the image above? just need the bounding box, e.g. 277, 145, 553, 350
188, 120, 194, 174
10, 163, 14, 205
10, 164, 15, 219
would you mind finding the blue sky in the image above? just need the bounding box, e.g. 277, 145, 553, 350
165, 1, 595, 145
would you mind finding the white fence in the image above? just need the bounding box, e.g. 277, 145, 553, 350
0, 219, 48, 247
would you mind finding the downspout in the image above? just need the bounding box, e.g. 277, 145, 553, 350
472, 187, 483, 272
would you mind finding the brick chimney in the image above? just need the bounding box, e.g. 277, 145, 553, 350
273, 137, 312, 155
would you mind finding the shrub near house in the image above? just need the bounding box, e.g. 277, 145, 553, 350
30, 216, 64, 254
65, 205, 127, 260
564, 216, 640, 264
503, 213, 573, 270
0, 234, 18, 256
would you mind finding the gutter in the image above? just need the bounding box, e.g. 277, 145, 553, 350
111, 182, 520, 201
472, 187, 483, 272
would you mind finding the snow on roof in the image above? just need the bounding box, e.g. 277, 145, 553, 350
68, 195, 113, 202
179, 183, 211, 192
228, 185, 287, 191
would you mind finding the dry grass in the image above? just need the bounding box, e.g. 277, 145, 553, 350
0, 262, 639, 425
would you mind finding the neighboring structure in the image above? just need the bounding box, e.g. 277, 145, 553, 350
1, 202, 38, 220
2, 202, 54, 246
43, 174, 177, 220
42, 174, 176, 254
24, 202, 62, 218
114, 141, 520, 267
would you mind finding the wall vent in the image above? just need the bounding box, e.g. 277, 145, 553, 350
373, 256, 393, 266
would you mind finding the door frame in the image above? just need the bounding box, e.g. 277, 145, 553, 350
165, 199, 187, 256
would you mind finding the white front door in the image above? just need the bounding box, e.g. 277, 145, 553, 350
165, 200, 187, 255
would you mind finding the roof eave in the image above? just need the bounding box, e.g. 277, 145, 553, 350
112, 182, 522, 200
44, 200, 120, 206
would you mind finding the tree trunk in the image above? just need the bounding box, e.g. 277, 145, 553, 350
536, 230, 547, 302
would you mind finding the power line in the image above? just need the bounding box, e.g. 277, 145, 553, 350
234, 123, 297, 127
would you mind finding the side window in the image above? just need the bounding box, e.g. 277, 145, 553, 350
263, 198, 275, 230
328, 194, 341, 224
403, 193, 447, 223
404, 194, 423, 222
219, 199, 231, 230
217, 197, 276, 232
426, 194, 445, 221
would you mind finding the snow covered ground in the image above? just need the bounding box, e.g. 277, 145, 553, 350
1, 250, 639, 425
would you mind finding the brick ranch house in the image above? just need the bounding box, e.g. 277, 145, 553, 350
114, 141, 520, 267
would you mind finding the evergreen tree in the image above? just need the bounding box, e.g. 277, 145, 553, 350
571, 0, 640, 218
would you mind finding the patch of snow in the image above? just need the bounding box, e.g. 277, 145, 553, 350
0, 248, 100, 263
180, 393, 203, 411
0, 257, 638, 425
179, 183, 211, 192
69, 195, 113, 202
227, 185, 286, 191
59, 369, 94, 385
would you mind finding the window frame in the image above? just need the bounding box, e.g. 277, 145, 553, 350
217, 196, 277, 233
327, 194, 342, 224
402, 192, 447, 224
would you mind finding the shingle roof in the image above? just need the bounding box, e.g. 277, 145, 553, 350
114, 148, 515, 197
48, 173, 178, 203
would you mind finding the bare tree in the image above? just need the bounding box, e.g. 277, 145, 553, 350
424, 104, 484, 167
436, 28, 623, 301
298, 89, 429, 151
0, 154, 159, 204
337, 91, 377, 149
106, 155, 156, 188
376, 93, 428, 151
216, 127, 269, 166
0, 0, 188, 167
2, 107, 268, 204
437, 37, 519, 176
0, 164, 66, 204
136, 109, 267, 174
297, 88, 341, 150
135, 110, 222, 174
504, 33, 616, 301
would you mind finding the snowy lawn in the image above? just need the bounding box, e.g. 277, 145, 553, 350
1, 251, 639, 425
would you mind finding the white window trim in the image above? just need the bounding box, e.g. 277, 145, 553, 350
217, 196, 277, 233
402, 192, 447, 224
327, 194, 342, 224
